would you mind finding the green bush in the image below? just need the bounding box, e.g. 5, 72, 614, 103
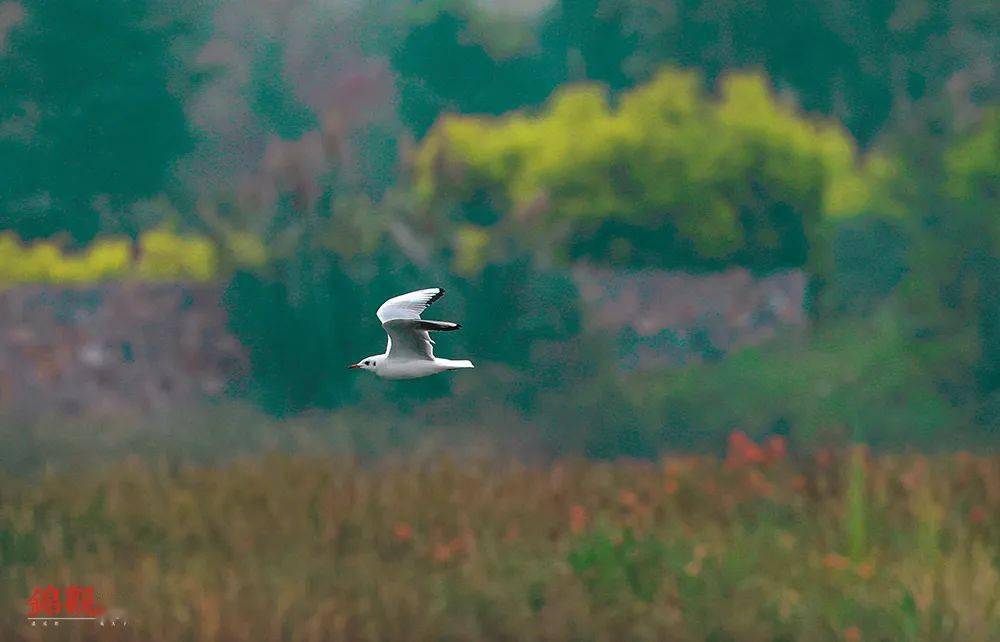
631, 315, 971, 450
0, 228, 217, 284
568, 529, 672, 603
414, 68, 898, 271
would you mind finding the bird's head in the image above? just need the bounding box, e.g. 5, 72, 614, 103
348, 356, 380, 372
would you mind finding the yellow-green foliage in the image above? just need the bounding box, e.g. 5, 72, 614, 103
453, 224, 491, 275
135, 228, 217, 281
0, 451, 996, 641
0, 235, 131, 283
945, 107, 999, 204
415, 69, 897, 265
0, 228, 219, 285
222, 230, 269, 268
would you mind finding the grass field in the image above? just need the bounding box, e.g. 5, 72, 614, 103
1, 437, 998, 641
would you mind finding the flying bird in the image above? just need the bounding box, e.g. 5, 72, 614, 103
348, 288, 474, 379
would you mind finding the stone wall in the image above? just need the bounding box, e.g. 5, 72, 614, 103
0, 284, 245, 418
0, 270, 806, 416
573, 266, 807, 369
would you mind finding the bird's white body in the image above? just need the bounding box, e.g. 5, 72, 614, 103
367, 355, 474, 380
349, 288, 474, 380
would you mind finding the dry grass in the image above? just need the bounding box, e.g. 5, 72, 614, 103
1, 444, 998, 641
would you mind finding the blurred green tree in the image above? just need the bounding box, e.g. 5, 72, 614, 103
413, 68, 894, 273
903, 108, 999, 423
539, 0, 996, 145
0, 0, 197, 243
251, 40, 317, 140
539, 0, 637, 89
391, 3, 560, 137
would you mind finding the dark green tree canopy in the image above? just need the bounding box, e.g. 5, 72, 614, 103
0, 0, 194, 243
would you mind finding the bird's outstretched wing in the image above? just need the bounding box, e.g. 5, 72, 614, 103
376, 288, 445, 324
383, 320, 434, 361
383, 319, 462, 361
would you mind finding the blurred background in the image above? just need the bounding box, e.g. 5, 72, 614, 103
0, 1, 998, 639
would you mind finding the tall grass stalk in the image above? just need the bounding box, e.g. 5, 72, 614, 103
846, 444, 868, 561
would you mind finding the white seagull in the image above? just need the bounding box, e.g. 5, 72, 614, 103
348, 288, 475, 379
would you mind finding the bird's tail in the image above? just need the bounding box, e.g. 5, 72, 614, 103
442, 359, 475, 370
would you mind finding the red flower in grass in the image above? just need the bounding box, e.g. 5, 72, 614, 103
746, 469, 775, 497
727, 431, 789, 469
569, 504, 588, 534
432, 537, 464, 562
726, 431, 767, 468
855, 561, 875, 580
619, 490, 639, 509
432, 542, 453, 562
822, 553, 851, 571
393, 522, 413, 543
763, 435, 787, 463
815, 448, 835, 470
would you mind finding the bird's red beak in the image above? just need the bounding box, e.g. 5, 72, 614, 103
348, 363, 361, 369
